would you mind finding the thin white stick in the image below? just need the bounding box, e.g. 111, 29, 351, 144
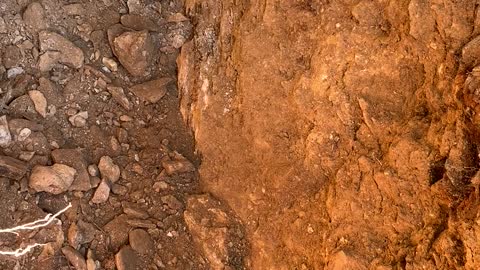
0, 203, 72, 257
0, 243, 46, 257
0, 203, 72, 235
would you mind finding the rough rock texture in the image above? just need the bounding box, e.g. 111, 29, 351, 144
52, 149, 91, 191
38, 31, 84, 71
0, 155, 27, 180
115, 245, 143, 270
179, 0, 480, 269
29, 164, 76, 194
184, 194, 247, 270
129, 78, 172, 104
62, 246, 87, 270
112, 30, 154, 77
98, 156, 120, 183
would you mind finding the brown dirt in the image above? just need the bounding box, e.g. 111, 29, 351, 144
0, 0, 248, 269
179, 0, 480, 269
3, 0, 480, 269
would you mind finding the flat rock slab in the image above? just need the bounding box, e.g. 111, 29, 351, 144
0, 155, 27, 180
130, 78, 172, 103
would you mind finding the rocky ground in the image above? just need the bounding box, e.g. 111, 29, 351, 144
0, 0, 247, 269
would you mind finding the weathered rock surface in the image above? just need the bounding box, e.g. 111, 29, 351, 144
184, 194, 247, 270
69, 111, 89, 128
112, 30, 154, 77
38, 31, 84, 71
91, 179, 111, 204
29, 164, 76, 194
128, 229, 154, 256
52, 149, 91, 191
115, 245, 143, 270
161, 158, 195, 175
23, 2, 48, 33
98, 156, 120, 183
130, 78, 172, 104
0, 115, 12, 147
104, 214, 131, 251
28, 90, 47, 118
68, 220, 98, 249
62, 246, 87, 270
0, 155, 27, 180
106, 86, 131, 111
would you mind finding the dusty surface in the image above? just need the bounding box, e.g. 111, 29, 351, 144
0, 0, 247, 269
4, 0, 480, 269
180, 0, 480, 269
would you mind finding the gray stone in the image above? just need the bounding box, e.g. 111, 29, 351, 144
68, 220, 98, 249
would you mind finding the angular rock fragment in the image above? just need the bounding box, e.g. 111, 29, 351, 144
107, 86, 131, 110
0, 115, 12, 147
28, 90, 47, 118
38, 31, 84, 71
120, 14, 159, 31
8, 95, 38, 120
184, 194, 247, 270
112, 30, 154, 77
161, 158, 195, 175
62, 246, 87, 270
130, 78, 172, 103
122, 202, 149, 219
68, 220, 98, 249
98, 156, 120, 183
29, 164, 76, 194
115, 245, 143, 270
91, 179, 111, 204
462, 35, 480, 68
0, 155, 27, 180
52, 149, 91, 191
23, 2, 48, 33
69, 111, 88, 127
